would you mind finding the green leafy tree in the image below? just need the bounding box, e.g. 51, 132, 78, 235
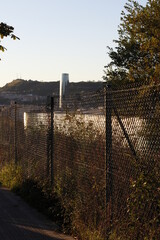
0, 22, 19, 59
104, 1, 160, 238
104, 0, 160, 85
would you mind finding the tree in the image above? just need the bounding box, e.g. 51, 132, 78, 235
103, 1, 160, 239
104, 0, 160, 86
0, 22, 19, 60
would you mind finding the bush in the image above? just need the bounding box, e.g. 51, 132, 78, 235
125, 170, 160, 239
0, 161, 22, 189
110, 159, 160, 240
53, 113, 106, 238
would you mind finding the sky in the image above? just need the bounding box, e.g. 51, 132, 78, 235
0, 0, 147, 87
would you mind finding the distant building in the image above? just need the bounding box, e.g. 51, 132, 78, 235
59, 73, 69, 108
0, 91, 46, 104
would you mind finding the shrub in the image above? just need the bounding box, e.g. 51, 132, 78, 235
125, 170, 160, 239
110, 159, 160, 240
53, 113, 106, 238
0, 161, 22, 189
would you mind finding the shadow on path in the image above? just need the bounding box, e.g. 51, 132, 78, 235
0, 187, 74, 240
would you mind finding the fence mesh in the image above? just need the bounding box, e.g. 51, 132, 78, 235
0, 83, 160, 239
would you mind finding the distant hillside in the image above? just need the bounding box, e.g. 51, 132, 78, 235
0, 79, 59, 96
0, 79, 103, 96
66, 81, 103, 96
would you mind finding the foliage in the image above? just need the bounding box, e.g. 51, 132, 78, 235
0, 22, 19, 59
104, 0, 160, 85
54, 113, 106, 239
126, 169, 160, 239
0, 162, 64, 228
109, 156, 160, 240
1, 99, 160, 239
0, 161, 22, 189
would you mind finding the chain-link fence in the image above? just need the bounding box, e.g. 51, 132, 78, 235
0, 83, 160, 239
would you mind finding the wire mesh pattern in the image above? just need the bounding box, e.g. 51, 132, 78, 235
0, 83, 160, 239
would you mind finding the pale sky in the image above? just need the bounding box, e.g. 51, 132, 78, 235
0, 0, 147, 87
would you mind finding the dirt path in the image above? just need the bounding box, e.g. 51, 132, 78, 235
0, 187, 74, 240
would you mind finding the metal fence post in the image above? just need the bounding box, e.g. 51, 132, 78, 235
46, 96, 54, 185
47, 133, 50, 177
105, 83, 113, 236
50, 96, 54, 186
47, 103, 50, 177
14, 101, 18, 164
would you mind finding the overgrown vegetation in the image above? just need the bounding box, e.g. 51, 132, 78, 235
0, 112, 106, 239
108, 158, 160, 240
53, 114, 106, 238
103, 1, 160, 235
0, 91, 160, 239
0, 162, 65, 227
0, 161, 22, 189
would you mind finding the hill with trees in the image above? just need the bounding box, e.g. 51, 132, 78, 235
0, 79, 59, 96
0, 79, 103, 104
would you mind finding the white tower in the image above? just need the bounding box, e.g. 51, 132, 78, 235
59, 73, 69, 108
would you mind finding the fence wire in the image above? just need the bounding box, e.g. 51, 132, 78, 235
0, 83, 160, 239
